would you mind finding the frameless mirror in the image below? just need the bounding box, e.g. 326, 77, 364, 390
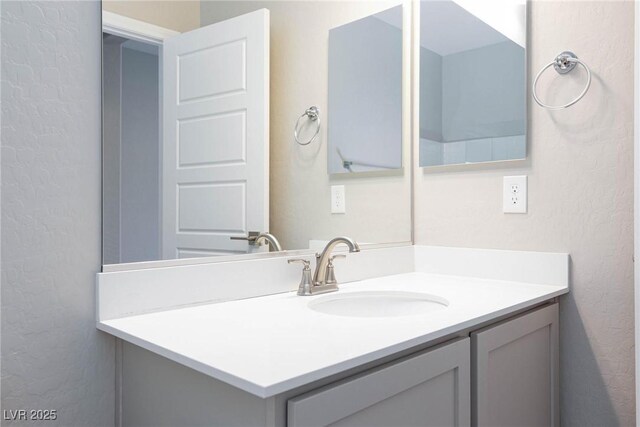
101, 1, 411, 268
419, 0, 526, 168
327, 6, 403, 174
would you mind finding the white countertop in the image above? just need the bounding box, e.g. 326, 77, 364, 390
98, 271, 568, 398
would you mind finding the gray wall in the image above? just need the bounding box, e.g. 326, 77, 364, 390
419, 46, 442, 142
419, 41, 525, 166
120, 46, 160, 263
327, 13, 402, 173
419, 41, 525, 143
1, 2, 115, 426
441, 41, 525, 141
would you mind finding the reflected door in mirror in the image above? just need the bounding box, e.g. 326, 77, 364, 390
102, 9, 270, 264
162, 10, 269, 260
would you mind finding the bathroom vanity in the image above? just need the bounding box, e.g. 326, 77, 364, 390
95, 1, 550, 425
97, 246, 567, 427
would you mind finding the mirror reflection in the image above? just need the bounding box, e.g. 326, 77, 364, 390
328, 6, 403, 174
419, 0, 526, 167
102, 1, 411, 266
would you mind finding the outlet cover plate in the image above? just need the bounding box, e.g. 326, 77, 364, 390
331, 185, 346, 214
503, 175, 527, 213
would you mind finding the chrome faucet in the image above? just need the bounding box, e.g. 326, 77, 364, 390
313, 236, 360, 288
288, 237, 360, 296
254, 232, 283, 252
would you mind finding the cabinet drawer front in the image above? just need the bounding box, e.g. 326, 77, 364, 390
288, 338, 471, 427
472, 303, 559, 427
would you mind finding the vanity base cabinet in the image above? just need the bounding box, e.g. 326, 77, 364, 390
118, 338, 471, 427
119, 342, 272, 427
471, 303, 559, 427
116, 304, 559, 427
287, 338, 471, 427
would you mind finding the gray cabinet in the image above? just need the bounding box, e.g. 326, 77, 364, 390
471, 303, 559, 427
288, 338, 471, 427
117, 303, 560, 427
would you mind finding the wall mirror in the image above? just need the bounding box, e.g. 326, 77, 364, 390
327, 6, 403, 174
101, 0, 411, 269
418, 0, 526, 168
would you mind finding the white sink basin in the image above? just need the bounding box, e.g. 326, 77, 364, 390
307, 291, 449, 318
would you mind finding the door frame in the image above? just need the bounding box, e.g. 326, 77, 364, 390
103, 11, 178, 46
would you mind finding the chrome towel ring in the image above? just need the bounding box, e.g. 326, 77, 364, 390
533, 51, 591, 110
294, 106, 321, 146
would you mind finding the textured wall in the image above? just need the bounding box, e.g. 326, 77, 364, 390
414, 1, 635, 425
1, 2, 115, 426
201, 1, 412, 251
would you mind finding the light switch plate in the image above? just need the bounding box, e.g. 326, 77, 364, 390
503, 175, 527, 213
331, 185, 346, 214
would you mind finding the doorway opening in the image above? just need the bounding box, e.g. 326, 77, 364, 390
102, 33, 162, 264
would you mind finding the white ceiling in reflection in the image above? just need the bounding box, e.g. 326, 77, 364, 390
374, 1, 525, 55
419, 0, 525, 56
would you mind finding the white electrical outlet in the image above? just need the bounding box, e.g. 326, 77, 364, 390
331, 185, 346, 214
503, 175, 527, 213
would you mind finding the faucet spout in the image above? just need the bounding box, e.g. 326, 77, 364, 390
313, 236, 360, 286
255, 233, 283, 252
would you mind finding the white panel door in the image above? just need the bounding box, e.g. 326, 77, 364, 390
162, 9, 269, 259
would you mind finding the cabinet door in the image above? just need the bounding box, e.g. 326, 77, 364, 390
288, 338, 470, 427
472, 303, 559, 427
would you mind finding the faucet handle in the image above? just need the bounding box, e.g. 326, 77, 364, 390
288, 258, 311, 269
288, 258, 313, 296
329, 254, 347, 264
325, 255, 347, 286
